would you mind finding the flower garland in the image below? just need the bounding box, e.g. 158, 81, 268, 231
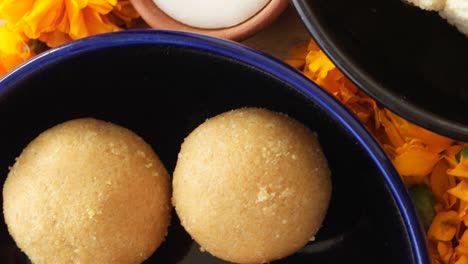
1, 2, 467, 262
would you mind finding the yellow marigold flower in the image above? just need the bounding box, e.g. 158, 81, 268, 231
0, 23, 33, 76
0, 0, 139, 48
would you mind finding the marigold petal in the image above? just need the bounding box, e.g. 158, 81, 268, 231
431, 160, 457, 202
377, 110, 405, 148
0, 24, 33, 74
84, 7, 120, 35
385, 111, 453, 153
438, 241, 454, 264
0, 0, 132, 49
414, 127, 453, 154
428, 210, 459, 241
444, 145, 464, 168
113, 0, 140, 21
459, 201, 468, 218
65, 0, 88, 39
448, 180, 468, 202
311, 68, 341, 94
88, 0, 117, 14
0, 0, 33, 25
448, 157, 468, 178
19, 0, 66, 39
445, 193, 458, 210
455, 255, 468, 264
428, 240, 445, 264
393, 142, 441, 177
463, 215, 468, 228
39, 30, 72, 48
457, 231, 468, 254
305, 49, 335, 80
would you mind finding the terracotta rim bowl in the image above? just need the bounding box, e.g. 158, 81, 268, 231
130, 0, 291, 41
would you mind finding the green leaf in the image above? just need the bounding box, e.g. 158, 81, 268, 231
409, 184, 435, 231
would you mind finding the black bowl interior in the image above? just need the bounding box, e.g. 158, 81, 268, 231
293, 0, 468, 141
0, 31, 425, 263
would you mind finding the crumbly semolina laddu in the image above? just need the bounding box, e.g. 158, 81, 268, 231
3, 118, 171, 264
173, 107, 332, 264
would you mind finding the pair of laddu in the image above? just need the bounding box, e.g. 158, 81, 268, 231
3, 107, 332, 264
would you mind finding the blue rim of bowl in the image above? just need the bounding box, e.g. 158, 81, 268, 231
0, 29, 430, 263
291, 0, 468, 142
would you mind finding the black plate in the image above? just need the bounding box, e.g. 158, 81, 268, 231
293, 0, 468, 141
0, 30, 428, 263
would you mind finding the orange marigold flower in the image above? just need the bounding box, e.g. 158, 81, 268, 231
0, 23, 33, 77
0, 0, 139, 48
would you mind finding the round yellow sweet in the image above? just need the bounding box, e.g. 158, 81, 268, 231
3, 118, 171, 264
173, 107, 332, 263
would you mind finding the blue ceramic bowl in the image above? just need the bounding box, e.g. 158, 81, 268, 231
0, 30, 429, 263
